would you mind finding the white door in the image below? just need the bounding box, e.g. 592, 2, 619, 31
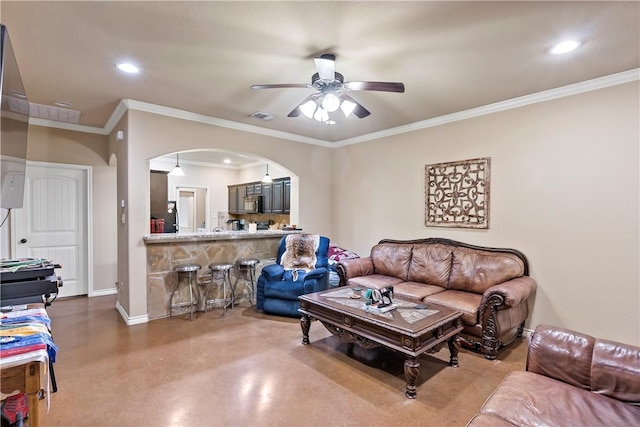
178, 189, 196, 233
12, 163, 88, 297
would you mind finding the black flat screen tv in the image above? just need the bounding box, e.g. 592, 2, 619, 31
0, 23, 29, 209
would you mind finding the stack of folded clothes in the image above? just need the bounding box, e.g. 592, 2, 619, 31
0, 305, 58, 365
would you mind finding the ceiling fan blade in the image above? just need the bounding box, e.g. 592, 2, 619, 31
314, 55, 335, 80
340, 94, 371, 118
251, 84, 311, 90
287, 106, 302, 117
343, 81, 405, 93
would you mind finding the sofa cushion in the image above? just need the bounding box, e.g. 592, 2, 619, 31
480, 371, 640, 427
423, 290, 481, 325
449, 247, 525, 294
407, 243, 453, 288
371, 243, 412, 281
348, 274, 404, 289
393, 281, 445, 303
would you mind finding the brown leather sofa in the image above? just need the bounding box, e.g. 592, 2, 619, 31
467, 324, 640, 426
336, 238, 536, 359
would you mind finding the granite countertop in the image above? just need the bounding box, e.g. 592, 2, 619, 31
143, 229, 303, 244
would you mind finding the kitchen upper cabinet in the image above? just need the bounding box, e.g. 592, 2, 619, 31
272, 180, 284, 213
262, 183, 272, 213
246, 183, 261, 195
228, 185, 247, 213
228, 178, 289, 214
228, 186, 238, 213
283, 180, 291, 213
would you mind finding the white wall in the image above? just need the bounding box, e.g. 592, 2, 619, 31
333, 82, 639, 345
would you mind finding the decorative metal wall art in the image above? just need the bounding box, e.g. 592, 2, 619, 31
425, 157, 490, 229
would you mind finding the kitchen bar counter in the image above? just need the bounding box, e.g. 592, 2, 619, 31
143, 229, 302, 244
144, 229, 302, 319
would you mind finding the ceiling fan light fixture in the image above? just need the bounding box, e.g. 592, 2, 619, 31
314, 107, 329, 122
169, 154, 185, 176
300, 100, 317, 118
340, 99, 357, 117
321, 93, 341, 112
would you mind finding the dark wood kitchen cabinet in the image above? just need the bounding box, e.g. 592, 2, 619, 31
270, 178, 291, 213
228, 186, 238, 213
283, 180, 291, 213
246, 184, 262, 195
272, 180, 284, 213
262, 183, 273, 213
228, 185, 247, 213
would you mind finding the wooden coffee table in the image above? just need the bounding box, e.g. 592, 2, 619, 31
299, 286, 463, 398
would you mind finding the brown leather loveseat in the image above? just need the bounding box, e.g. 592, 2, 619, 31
467, 324, 640, 426
337, 238, 536, 359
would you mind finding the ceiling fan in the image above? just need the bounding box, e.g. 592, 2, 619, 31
251, 54, 405, 124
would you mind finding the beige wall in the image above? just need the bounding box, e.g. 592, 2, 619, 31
25, 125, 118, 294
19, 80, 638, 343
113, 110, 333, 320
333, 82, 640, 345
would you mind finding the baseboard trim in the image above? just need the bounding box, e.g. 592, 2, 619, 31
90, 288, 117, 297
522, 327, 533, 338
115, 301, 149, 325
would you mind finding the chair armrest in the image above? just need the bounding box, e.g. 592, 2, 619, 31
480, 276, 537, 310
304, 267, 328, 281
337, 257, 374, 286
261, 264, 285, 281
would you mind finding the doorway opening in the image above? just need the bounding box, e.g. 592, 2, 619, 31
176, 186, 208, 233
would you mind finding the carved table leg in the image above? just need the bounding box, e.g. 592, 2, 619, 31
404, 357, 420, 399
300, 314, 311, 345
448, 335, 461, 367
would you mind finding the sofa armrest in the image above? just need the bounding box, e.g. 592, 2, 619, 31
261, 264, 285, 281
526, 324, 640, 403
480, 276, 537, 311
337, 257, 374, 286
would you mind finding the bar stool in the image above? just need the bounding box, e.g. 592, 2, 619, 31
170, 263, 201, 321
234, 258, 260, 305
205, 262, 235, 315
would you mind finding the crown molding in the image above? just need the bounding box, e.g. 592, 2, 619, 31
29, 117, 106, 134
29, 68, 639, 146
333, 68, 640, 147
118, 100, 333, 147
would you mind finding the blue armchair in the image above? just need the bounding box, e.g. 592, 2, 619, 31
257, 234, 330, 317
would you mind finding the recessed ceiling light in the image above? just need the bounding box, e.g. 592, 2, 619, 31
53, 100, 73, 107
550, 40, 581, 55
223, 159, 231, 164
117, 63, 140, 74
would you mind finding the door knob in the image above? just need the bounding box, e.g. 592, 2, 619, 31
19, 238, 27, 244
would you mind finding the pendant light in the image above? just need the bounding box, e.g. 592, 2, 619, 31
261, 164, 273, 183
169, 154, 185, 176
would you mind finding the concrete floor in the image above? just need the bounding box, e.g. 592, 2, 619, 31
40, 295, 528, 427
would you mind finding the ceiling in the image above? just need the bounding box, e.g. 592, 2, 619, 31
1, 1, 638, 146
